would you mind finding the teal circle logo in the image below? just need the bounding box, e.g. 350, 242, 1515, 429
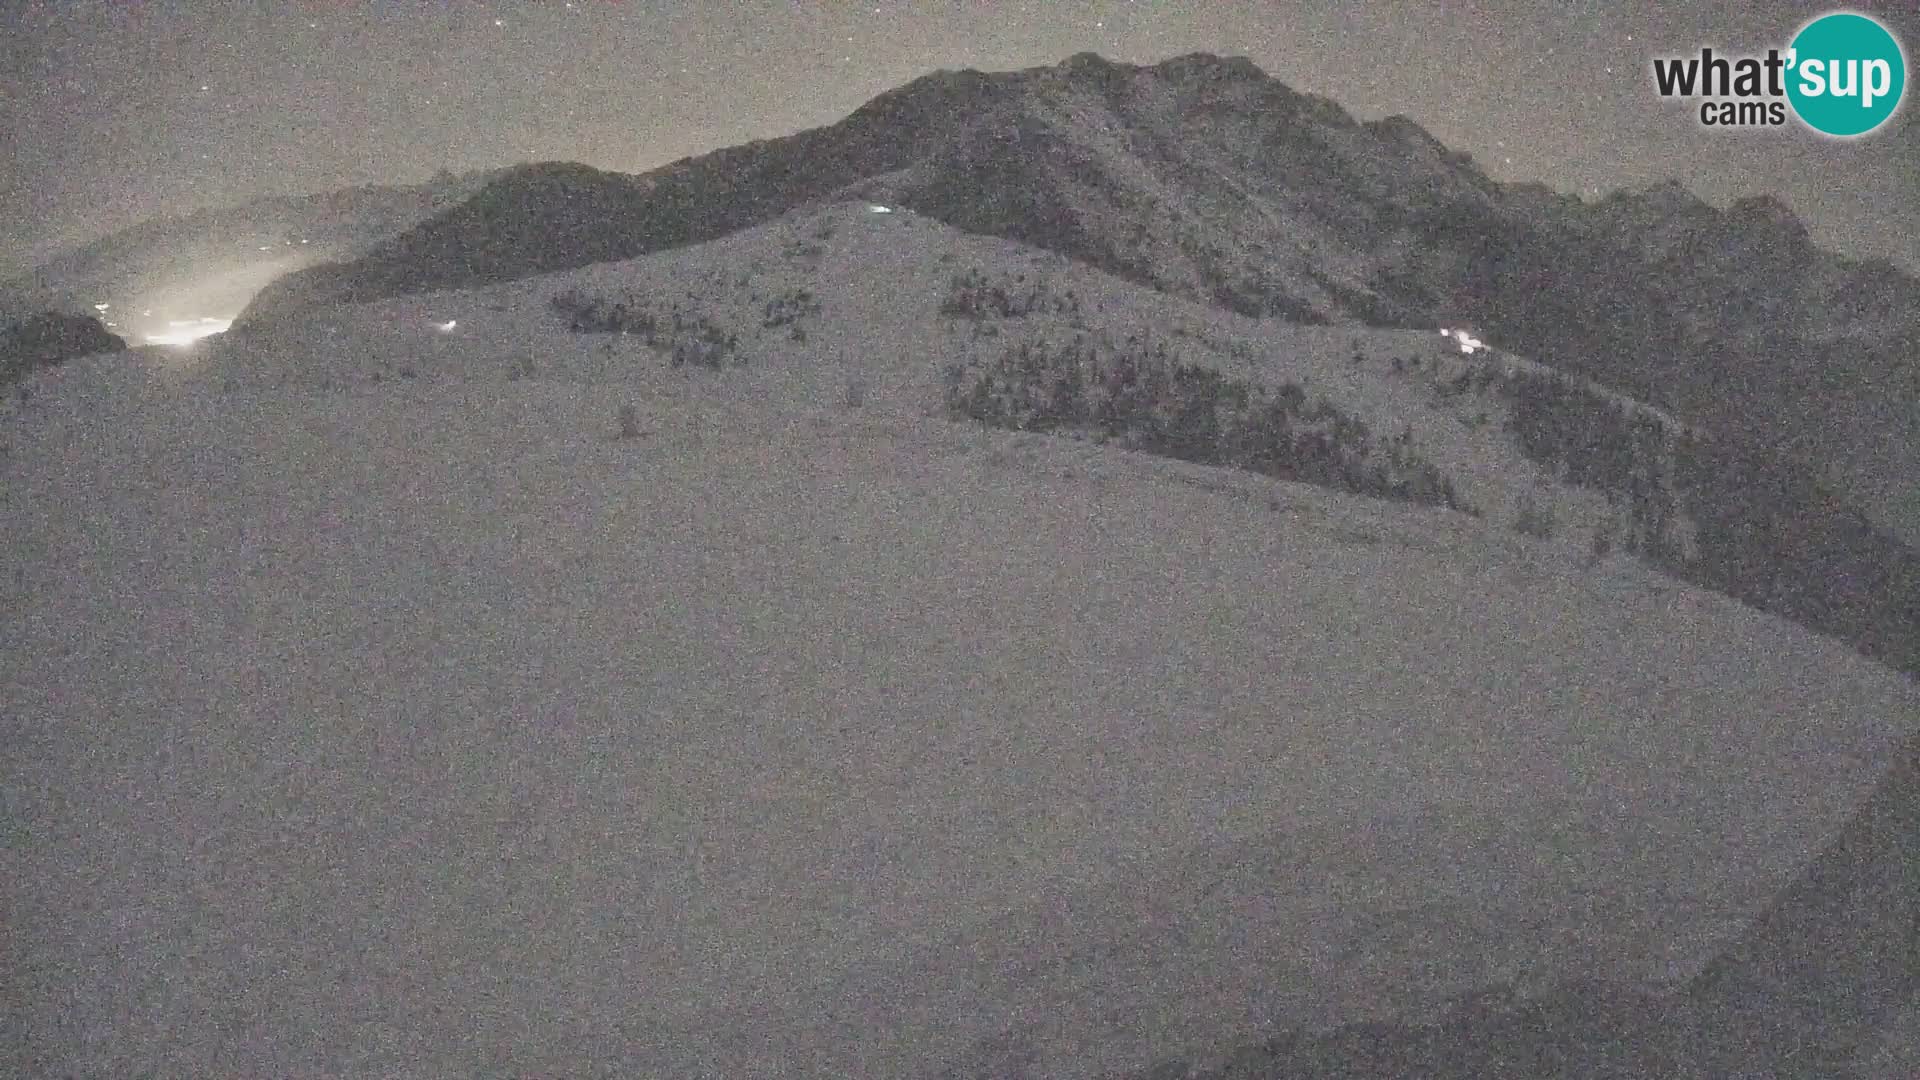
1786, 12, 1906, 136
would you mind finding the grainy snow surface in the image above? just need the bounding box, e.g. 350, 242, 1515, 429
6, 205, 1915, 1079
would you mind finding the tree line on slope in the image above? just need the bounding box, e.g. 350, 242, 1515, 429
942, 334, 1474, 515
1496, 363, 1920, 677
938, 324, 1919, 679
549, 288, 740, 369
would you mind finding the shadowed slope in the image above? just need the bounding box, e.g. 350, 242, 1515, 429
1678, 722, 1920, 1076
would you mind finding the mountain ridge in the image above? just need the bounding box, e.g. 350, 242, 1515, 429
236, 52, 1917, 412
273, 48, 1908, 547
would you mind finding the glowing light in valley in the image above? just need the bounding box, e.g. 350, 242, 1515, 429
434, 319, 458, 332
144, 317, 233, 346
93, 302, 109, 311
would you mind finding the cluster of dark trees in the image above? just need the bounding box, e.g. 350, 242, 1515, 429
1493, 363, 1920, 676
938, 269, 1085, 321
549, 290, 738, 369
761, 288, 821, 328
945, 334, 1473, 513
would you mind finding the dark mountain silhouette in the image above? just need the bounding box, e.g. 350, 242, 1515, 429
1413, 179, 1920, 550
241, 52, 1494, 324
234, 50, 1920, 683
238, 73, 1021, 318
1, 311, 125, 388
237, 52, 1920, 544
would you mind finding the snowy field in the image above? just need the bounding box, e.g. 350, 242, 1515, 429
6, 205, 1917, 1077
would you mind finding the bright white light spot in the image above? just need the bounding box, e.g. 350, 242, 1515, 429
435, 319, 458, 332
1437, 328, 1487, 354
93, 302, 109, 311
494, 19, 504, 26
865, 203, 893, 213
144, 317, 232, 347
259, 245, 273, 251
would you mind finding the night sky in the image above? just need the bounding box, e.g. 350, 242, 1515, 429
5, 0, 1917, 276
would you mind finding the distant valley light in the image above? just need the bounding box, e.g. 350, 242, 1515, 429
434, 319, 457, 332
144, 317, 232, 346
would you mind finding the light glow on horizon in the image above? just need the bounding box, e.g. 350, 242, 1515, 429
144, 316, 233, 346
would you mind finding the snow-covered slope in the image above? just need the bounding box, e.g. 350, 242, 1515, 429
207, 200, 1700, 568
235, 51, 1920, 554
8, 203, 1917, 1077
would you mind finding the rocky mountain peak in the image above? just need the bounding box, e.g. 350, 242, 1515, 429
1368, 114, 1452, 157
1632, 179, 1711, 215
1058, 50, 1124, 75
1149, 51, 1269, 84
1726, 193, 1810, 241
